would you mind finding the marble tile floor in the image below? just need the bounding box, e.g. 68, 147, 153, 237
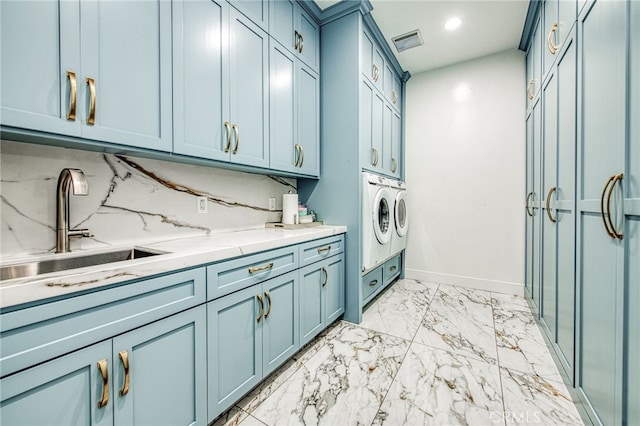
212, 279, 584, 426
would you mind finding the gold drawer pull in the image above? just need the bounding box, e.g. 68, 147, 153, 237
369, 279, 378, 287
294, 144, 301, 167
264, 291, 272, 318
97, 359, 109, 408
232, 124, 239, 154
118, 350, 130, 396
547, 22, 559, 54
66, 70, 77, 121
389, 265, 397, 272
317, 246, 331, 254
86, 77, 96, 125
322, 267, 328, 287
224, 121, 232, 152
391, 158, 398, 173
248, 262, 274, 274
256, 294, 264, 322
294, 30, 300, 51
545, 187, 557, 223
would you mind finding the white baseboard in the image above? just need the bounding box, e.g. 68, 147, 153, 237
405, 269, 524, 296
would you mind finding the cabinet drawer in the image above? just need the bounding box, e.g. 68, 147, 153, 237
362, 267, 383, 304
0, 268, 206, 378
299, 235, 344, 267
383, 254, 401, 285
207, 246, 298, 300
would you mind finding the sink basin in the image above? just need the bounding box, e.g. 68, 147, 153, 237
1, 248, 168, 281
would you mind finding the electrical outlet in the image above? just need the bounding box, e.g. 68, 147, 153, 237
268, 197, 276, 211
197, 196, 208, 214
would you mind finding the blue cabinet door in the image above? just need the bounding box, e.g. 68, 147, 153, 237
0, 0, 81, 136
262, 271, 299, 376
79, 0, 172, 151
207, 285, 263, 420
0, 340, 113, 426
360, 79, 384, 173
543, 0, 559, 76
324, 255, 345, 324
576, 1, 627, 424
113, 306, 207, 426
230, 0, 268, 31
269, 41, 297, 173
299, 263, 325, 346
173, 0, 229, 161
270, 0, 296, 51
382, 103, 393, 175
296, 63, 319, 176
228, 8, 269, 168
529, 97, 543, 310
390, 110, 401, 178
297, 8, 320, 72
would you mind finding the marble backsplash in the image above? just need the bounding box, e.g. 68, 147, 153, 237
1, 140, 296, 260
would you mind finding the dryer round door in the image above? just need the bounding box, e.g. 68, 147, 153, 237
373, 187, 392, 244
395, 191, 408, 237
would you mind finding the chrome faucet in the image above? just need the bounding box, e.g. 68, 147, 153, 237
56, 168, 91, 253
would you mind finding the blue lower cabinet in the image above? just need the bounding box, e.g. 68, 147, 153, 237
0, 340, 113, 426
0, 306, 206, 426
207, 270, 299, 421
362, 267, 383, 304
299, 253, 344, 346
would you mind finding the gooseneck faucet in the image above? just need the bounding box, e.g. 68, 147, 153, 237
56, 168, 91, 253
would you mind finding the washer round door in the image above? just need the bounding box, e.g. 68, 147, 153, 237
395, 191, 408, 236
373, 187, 392, 244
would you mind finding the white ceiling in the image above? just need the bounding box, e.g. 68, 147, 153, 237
315, 0, 530, 75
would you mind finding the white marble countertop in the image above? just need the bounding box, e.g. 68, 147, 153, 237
0, 225, 347, 309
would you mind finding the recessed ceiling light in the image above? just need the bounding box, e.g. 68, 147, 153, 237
445, 17, 462, 31
392, 30, 424, 53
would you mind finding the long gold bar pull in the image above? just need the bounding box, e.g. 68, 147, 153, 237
232, 124, 239, 154
256, 294, 264, 323
86, 77, 96, 125
600, 175, 616, 238
248, 262, 274, 274
606, 173, 624, 240
224, 122, 232, 152
545, 187, 557, 223
66, 71, 77, 121
525, 192, 534, 216
321, 267, 328, 287
264, 291, 272, 318
97, 359, 109, 408
118, 350, 130, 396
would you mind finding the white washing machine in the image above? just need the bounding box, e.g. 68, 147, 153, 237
362, 172, 392, 273
389, 179, 408, 256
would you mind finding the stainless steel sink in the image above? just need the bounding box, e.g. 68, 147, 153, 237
1, 248, 168, 281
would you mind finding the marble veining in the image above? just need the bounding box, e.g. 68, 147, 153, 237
247, 323, 409, 426
490, 293, 531, 313
413, 285, 498, 364
373, 341, 503, 425
359, 279, 439, 340
500, 367, 583, 425
1, 140, 295, 258
494, 307, 564, 381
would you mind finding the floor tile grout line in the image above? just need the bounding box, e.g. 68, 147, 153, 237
490, 291, 509, 426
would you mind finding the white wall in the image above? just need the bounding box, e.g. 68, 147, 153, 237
404, 48, 526, 295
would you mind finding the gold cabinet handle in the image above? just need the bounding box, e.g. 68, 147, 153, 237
525, 191, 534, 217
527, 79, 535, 100
547, 22, 559, 54
294, 30, 300, 51
369, 279, 378, 287
118, 350, 130, 396
317, 245, 331, 254
606, 173, 624, 240
545, 187, 557, 223
371, 148, 379, 166
391, 158, 398, 173
224, 121, 232, 153
372, 64, 379, 82
391, 90, 398, 104
256, 294, 264, 323
264, 291, 272, 318
293, 144, 299, 167
298, 144, 304, 167
97, 359, 109, 408
321, 267, 328, 287
66, 70, 77, 121
299, 33, 303, 54
232, 124, 239, 154
600, 175, 617, 238
86, 77, 96, 125
248, 262, 274, 274
390, 265, 397, 272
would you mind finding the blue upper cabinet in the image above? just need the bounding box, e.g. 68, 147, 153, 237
173, 1, 269, 169
361, 27, 385, 92
0, 0, 172, 152
270, 0, 320, 73
231, 0, 269, 31
543, 0, 576, 77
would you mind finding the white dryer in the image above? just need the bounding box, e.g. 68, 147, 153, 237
362, 172, 392, 273
389, 179, 408, 256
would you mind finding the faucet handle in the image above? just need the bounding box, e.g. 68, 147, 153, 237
69, 228, 93, 239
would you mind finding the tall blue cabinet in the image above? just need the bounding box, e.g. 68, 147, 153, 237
298, 1, 409, 323
521, 0, 639, 424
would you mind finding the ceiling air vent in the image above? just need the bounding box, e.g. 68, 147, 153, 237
392, 30, 423, 53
